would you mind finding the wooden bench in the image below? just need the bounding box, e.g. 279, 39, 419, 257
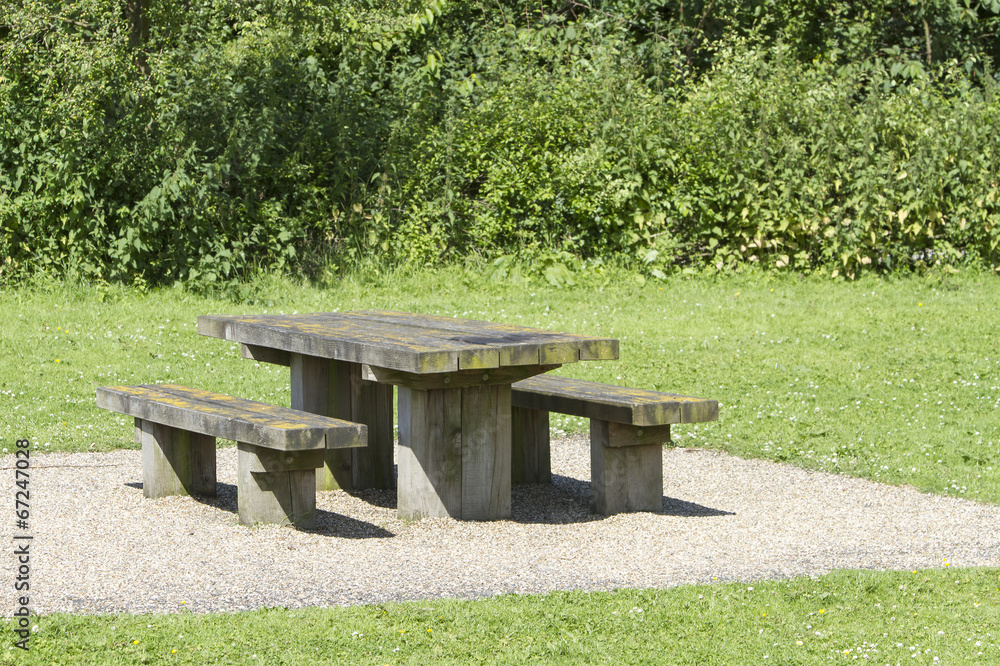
96, 384, 367, 528
511, 375, 718, 515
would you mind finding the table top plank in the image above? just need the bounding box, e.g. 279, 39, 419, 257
199, 311, 618, 375
310, 313, 506, 372
345, 310, 619, 367
200, 314, 491, 373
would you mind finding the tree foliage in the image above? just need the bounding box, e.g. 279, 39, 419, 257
1, 0, 999, 286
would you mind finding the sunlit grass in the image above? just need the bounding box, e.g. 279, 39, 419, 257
5, 568, 998, 664
3, 267, 998, 662
2, 266, 997, 503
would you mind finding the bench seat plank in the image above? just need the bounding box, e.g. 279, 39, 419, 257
97, 384, 368, 527
510, 374, 719, 515
512, 374, 718, 426
97, 384, 365, 451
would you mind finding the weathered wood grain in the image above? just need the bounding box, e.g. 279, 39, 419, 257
237, 442, 318, 527
290, 353, 333, 415
603, 422, 672, 448
366, 364, 560, 391
396, 384, 513, 520
321, 356, 353, 490
460, 384, 512, 520
349, 310, 620, 366
511, 406, 550, 484
98, 384, 366, 451
591, 420, 663, 514
100, 384, 343, 527
397, 386, 463, 519
241, 447, 325, 474
198, 310, 621, 519
241, 343, 291, 367
313, 359, 395, 491
199, 314, 488, 374
198, 310, 618, 374
353, 374, 395, 488
509, 376, 712, 515
139, 420, 216, 499
511, 375, 718, 426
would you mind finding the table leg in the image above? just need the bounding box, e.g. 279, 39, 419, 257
290, 354, 394, 490
397, 383, 511, 520
511, 406, 551, 484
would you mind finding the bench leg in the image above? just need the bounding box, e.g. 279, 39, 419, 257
511, 406, 551, 484
291, 355, 395, 491
590, 420, 668, 515
237, 443, 325, 528
139, 419, 216, 499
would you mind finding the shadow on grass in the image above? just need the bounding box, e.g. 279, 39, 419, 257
124, 481, 394, 538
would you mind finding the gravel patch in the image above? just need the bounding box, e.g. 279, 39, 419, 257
5, 435, 999, 615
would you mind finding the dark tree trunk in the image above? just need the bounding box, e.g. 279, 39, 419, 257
126, 0, 150, 76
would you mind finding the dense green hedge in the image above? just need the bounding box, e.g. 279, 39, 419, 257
2, 0, 999, 286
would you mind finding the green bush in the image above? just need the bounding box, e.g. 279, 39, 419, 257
383, 17, 673, 262
0, 0, 389, 286
1, 0, 999, 286
663, 38, 1000, 275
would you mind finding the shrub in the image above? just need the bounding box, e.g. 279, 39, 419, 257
2, 0, 998, 286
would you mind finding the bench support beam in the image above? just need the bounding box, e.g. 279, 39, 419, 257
139, 419, 216, 499
237, 443, 323, 528
590, 420, 668, 514
511, 407, 673, 515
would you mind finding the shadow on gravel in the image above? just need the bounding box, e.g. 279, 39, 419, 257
124, 481, 395, 539
510, 474, 597, 524
341, 487, 397, 509
662, 497, 735, 517
510, 475, 734, 523
337, 463, 399, 509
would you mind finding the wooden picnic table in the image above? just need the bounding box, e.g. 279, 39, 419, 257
197, 310, 619, 520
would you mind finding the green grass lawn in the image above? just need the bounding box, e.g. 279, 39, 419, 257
3, 266, 998, 502
2, 266, 998, 662
6, 569, 1000, 664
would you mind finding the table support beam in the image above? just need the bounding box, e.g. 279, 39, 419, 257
290, 354, 395, 490
461, 384, 512, 519
397, 386, 462, 519
397, 384, 511, 520
511, 405, 551, 484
